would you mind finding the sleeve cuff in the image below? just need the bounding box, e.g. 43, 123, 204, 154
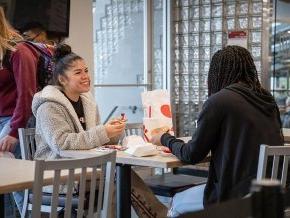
94, 125, 110, 145
161, 133, 174, 148
9, 129, 19, 139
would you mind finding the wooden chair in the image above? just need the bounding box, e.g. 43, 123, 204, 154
125, 123, 144, 137
257, 144, 290, 188
18, 128, 111, 217
124, 123, 207, 197
19, 128, 68, 217
18, 128, 36, 161
31, 151, 116, 218
256, 144, 290, 217
18, 128, 37, 218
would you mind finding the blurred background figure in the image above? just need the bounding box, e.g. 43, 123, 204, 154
21, 22, 63, 45
283, 96, 290, 128
0, 6, 41, 217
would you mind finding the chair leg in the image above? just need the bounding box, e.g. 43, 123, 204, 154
21, 189, 29, 218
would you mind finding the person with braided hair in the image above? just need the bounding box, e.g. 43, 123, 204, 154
148, 45, 283, 216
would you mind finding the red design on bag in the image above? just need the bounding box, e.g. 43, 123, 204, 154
160, 104, 172, 118
143, 126, 149, 142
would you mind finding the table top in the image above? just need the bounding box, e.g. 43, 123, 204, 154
60, 149, 184, 168
0, 158, 38, 194
116, 151, 183, 168
0, 157, 91, 194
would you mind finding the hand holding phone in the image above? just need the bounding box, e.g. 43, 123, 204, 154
109, 113, 127, 125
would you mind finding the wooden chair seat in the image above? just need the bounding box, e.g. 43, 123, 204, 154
173, 164, 209, 177
144, 173, 207, 197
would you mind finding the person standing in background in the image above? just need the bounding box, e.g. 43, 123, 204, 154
283, 96, 290, 128
21, 21, 63, 46
0, 6, 39, 217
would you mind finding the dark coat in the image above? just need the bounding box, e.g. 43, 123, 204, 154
161, 83, 283, 206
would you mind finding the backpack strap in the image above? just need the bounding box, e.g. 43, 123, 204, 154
23, 41, 53, 58
3, 41, 53, 70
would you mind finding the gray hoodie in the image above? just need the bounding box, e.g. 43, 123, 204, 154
32, 85, 110, 160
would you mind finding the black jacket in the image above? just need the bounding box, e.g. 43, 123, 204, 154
161, 83, 283, 206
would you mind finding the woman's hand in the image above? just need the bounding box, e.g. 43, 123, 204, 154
149, 127, 170, 146
0, 135, 18, 152
150, 132, 164, 146
105, 119, 126, 138
109, 115, 127, 125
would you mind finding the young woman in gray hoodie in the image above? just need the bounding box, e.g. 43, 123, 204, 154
32, 44, 125, 160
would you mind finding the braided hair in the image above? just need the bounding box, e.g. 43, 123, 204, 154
208, 45, 264, 96
208, 45, 284, 140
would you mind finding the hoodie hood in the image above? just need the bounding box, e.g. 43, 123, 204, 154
32, 85, 97, 130
225, 83, 278, 117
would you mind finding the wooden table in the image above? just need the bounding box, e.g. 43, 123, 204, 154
0, 158, 36, 194
60, 148, 184, 218
0, 157, 89, 217
0, 158, 37, 217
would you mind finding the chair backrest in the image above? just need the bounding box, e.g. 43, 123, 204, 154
18, 128, 36, 160
31, 151, 116, 218
257, 144, 290, 188
125, 123, 143, 137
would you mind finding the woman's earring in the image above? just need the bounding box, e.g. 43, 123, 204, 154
59, 78, 65, 86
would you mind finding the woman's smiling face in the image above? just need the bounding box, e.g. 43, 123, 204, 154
59, 59, 91, 99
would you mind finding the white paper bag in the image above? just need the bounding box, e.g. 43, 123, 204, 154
141, 89, 174, 142
122, 136, 158, 157
141, 89, 172, 119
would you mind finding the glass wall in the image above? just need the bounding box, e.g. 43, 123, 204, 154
270, 0, 290, 121
93, 0, 145, 123
152, 0, 164, 90
93, 0, 167, 124
172, 0, 265, 136
93, 0, 281, 135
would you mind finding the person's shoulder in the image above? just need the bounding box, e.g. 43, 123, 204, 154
14, 41, 32, 50
205, 88, 237, 111
207, 88, 233, 103
12, 41, 39, 57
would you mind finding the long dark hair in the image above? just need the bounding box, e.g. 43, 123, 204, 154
208, 46, 284, 139
208, 45, 264, 96
53, 43, 83, 86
